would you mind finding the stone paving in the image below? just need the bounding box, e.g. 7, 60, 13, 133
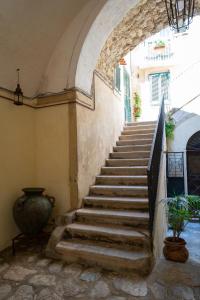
0, 226, 199, 300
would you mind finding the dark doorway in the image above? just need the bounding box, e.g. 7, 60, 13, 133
167, 152, 185, 197
187, 131, 200, 195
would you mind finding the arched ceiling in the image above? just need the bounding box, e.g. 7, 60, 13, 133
0, 0, 91, 97
1, 0, 200, 98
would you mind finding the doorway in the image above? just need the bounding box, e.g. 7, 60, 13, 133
187, 131, 200, 195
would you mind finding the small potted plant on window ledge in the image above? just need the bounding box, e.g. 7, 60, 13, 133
163, 196, 191, 263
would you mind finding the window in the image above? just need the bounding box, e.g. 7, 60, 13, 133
149, 72, 170, 105
114, 64, 121, 92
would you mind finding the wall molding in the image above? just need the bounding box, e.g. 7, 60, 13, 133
0, 70, 118, 111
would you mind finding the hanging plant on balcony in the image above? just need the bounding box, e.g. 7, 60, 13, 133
133, 92, 141, 121
154, 40, 166, 50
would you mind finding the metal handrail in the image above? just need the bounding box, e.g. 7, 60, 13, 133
147, 96, 165, 234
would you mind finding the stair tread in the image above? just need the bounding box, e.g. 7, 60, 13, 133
67, 223, 149, 238
96, 175, 147, 179
91, 185, 148, 189
102, 166, 147, 169
84, 195, 148, 202
76, 208, 149, 218
56, 239, 150, 260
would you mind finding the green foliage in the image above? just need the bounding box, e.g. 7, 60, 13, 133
155, 40, 165, 48
186, 195, 200, 220
165, 114, 175, 139
163, 196, 191, 239
133, 92, 141, 118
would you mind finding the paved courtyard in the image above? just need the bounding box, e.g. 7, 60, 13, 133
0, 222, 199, 300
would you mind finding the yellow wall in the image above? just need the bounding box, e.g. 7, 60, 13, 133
35, 105, 71, 216
0, 99, 35, 249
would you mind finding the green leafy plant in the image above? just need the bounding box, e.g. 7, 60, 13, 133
186, 195, 200, 220
133, 92, 141, 119
165, 113, 175, 139
163, 196, 191, 240
154, 40, 165, 48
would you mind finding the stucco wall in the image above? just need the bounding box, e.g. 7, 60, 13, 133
153, 141, 167, 260
169, 114, 200, 152
35, 105, 71, 216
0, 99, 35, 250
76, 74, 124, 204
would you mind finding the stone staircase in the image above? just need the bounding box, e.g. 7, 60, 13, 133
51, 121, 156, 275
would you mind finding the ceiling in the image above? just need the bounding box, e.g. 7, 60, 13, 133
0, 0, 90, 96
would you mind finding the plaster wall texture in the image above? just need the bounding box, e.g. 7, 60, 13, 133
75, 0, 139, 93
169, 114, 200, 152
153, 140, 167, 260
40, 0, 106, 93
76, 75, 124, 204
35, 105, 71, 216
0, 99, 35, 250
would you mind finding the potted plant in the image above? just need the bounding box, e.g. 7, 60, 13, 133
154, 40, 166, 50
165, 113, 175, 140
163, 196, 191, 263
133, 92, 141, 121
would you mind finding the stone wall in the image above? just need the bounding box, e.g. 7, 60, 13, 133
97, 0, 200, 85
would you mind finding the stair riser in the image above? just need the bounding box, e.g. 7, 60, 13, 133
113, 145, 151, 152
119, 134, 153, 140
101, 168, 147, 176
56, 245, 152, 275
126, 121, 156, 126
106, 159, 148, 167
89, 187, 148, 197
96, 177, 147, 186
76, 215, 149, 228
117, 140, 152, 146
66, 228, 150, 247
83, 199, 149, 210
122, 130, 154, 135
124, 125, 155, 131
110, 152, 149, 159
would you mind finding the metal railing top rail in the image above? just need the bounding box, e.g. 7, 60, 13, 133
170, 92, 200, 117
147, 96, 165, 172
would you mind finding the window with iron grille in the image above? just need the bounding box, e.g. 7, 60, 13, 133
149, 72, 170, 105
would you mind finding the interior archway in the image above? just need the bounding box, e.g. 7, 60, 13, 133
187, 131, 200, 195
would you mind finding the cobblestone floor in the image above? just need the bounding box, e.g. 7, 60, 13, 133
0, 225, 199, 300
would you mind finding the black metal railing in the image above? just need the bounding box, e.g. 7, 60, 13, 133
147, 96, 165, 234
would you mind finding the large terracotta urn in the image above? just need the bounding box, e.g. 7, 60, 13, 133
13, 188, 55, 235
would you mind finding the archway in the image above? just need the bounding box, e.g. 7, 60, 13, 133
187, 131, 200, 195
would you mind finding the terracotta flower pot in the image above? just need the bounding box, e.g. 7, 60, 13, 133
163, 237, 189, 263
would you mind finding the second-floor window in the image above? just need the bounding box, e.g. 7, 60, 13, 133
149, 72, 170, 105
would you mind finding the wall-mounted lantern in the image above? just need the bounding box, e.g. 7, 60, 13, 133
164, 0, 195, 33
14, 68, 23, 105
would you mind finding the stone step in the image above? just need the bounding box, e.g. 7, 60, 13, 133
113, 145, 151, 152
119, 133, 154, 140
101, 166, 147, 175
116, 139, 152, 146
124, 124, 156, 131
121, 129, 155, 135
110, 151, 150, 159
83, 196, 149, 210
76, 208, 149, 227
96, 175, 147, 186
56, 239, 152, 274
89, 185, 148, 197
126, 121, 156, 126
106, 158, 149, 167
66, 223, 150, 246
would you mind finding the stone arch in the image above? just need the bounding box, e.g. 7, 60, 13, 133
75, 0, 200, 94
